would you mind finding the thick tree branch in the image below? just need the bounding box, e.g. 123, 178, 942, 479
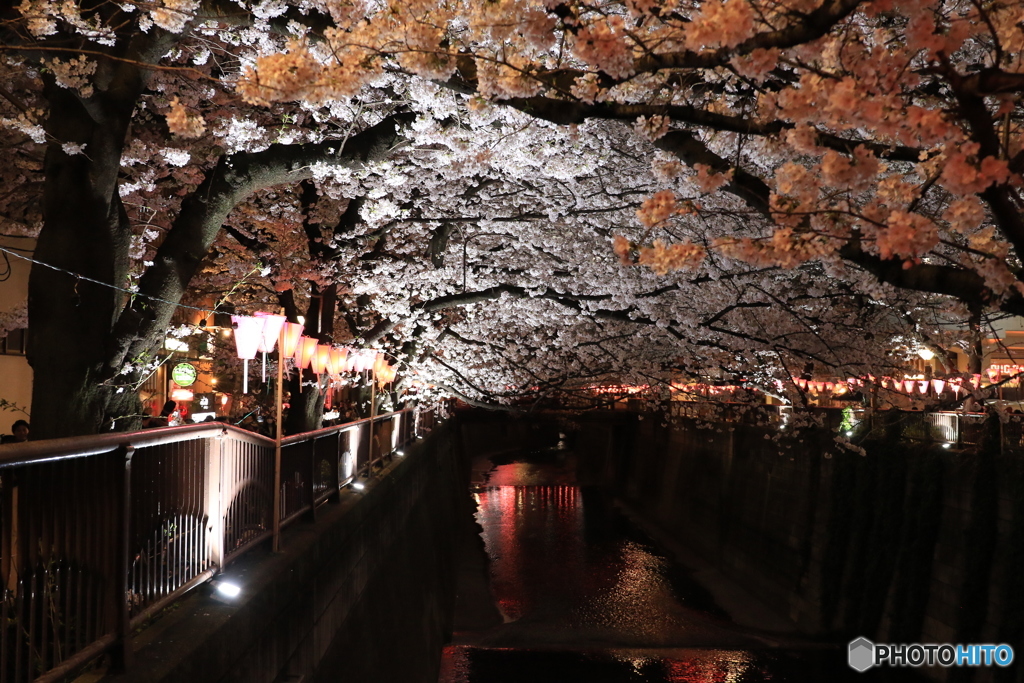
111, 112, 414, 367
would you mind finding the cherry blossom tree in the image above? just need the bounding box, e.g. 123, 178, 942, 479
236, 0, 1024, 340
0, 1, 420, 437
0, 0, 1002, 436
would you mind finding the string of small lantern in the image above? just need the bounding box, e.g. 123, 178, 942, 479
594, 375, 998, 401
229, 312, 398, 396
0, 246, 401, 392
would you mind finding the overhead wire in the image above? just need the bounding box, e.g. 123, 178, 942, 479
0, 244, 220, 314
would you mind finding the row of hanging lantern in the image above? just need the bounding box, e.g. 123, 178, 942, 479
230, 312, 398, 394
669, 383, 754, 396
793, 376, 983, 397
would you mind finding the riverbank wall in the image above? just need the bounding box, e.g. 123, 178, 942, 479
571, 410, 1024, 682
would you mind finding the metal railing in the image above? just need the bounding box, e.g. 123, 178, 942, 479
0, 405, 435, 683
663, 401, 1010, 449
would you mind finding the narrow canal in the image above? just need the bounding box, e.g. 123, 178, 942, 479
439, 446, 918, 683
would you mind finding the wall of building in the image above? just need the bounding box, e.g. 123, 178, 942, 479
0, 235, 33, 436
573, 411, 1024, 683
0, 355, 31, 436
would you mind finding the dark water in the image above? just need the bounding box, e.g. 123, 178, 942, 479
439, 449, 918, 682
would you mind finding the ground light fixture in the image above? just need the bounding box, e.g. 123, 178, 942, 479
351, 481, 366, 491
211, 579, 242, 601
942, 443, 952, 449
396, 449, 405, 456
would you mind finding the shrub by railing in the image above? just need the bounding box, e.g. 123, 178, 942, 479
0, 406, 435, 683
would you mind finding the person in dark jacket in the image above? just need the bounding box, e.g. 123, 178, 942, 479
1, 419, 29, 443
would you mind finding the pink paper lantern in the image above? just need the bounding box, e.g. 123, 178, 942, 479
255, 312, 287, 382
280, 322, 304, 359
932, 379, 945, 394
329, 347, 348, 376
353, 349, 373, 373
231, 315, 265, 395
231, 315, 263, 360
256, 313, 287, 353
294, 336, 317, 370
311, 344, 332, 375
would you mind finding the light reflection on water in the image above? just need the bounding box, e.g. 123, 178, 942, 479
442, 454, 917, 683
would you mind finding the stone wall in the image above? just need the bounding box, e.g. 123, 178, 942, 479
572, 410, 1024, 683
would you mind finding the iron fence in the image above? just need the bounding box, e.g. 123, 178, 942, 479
664, 401, 1016, 449
0, 405, 433, 683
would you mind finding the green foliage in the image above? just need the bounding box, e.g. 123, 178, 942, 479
839, 406, 856, 433
0, 398, 29, 417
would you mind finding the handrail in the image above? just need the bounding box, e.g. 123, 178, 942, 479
279, 408, 406, 446
0, 404, 438, 683
0, 409, 419, 467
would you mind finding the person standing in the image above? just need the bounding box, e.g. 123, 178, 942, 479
1, 420, 29, 443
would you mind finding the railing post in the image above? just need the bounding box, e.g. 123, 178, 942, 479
273, 326, 284, 553
330, 431, 343, 503
110, 445, 134, 673
206, 434, 224, 572
305, 439, 316, 521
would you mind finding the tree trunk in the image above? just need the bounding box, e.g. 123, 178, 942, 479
968, 308, 984, 375
280, 284, 336, 435
27, 84, 141, 438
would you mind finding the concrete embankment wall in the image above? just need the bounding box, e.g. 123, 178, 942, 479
571, 411, 1024, 683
